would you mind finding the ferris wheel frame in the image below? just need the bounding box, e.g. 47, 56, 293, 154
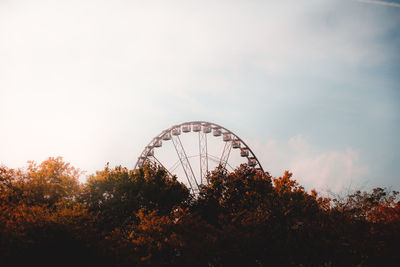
134, 121, 264, 193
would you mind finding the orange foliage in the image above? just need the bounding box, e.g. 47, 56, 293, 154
0, 159, 399, 266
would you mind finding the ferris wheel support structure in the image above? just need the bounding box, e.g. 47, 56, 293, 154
134, 121, 264, 193
171, 135, 198, 194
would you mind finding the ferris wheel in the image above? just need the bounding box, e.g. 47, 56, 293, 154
134, 121, 264, 193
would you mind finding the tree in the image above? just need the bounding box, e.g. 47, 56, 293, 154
2, 158, 399, 266
190, 166, 334, 266
1, 157, 81, 206
0, 158, 111, 267
330, 187, 400, 266
81, 163, 190, 231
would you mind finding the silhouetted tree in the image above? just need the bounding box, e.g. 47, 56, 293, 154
1, 158, 399, 266
81, 163, 190, 231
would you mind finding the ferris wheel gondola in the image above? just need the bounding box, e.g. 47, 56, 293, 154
134, 121, 264, 194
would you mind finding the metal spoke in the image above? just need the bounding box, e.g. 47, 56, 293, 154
149, 155, 174, 177
220, 141, 232, 169
169, 155, 201, 174
171, 135, 198, 193
209, 154, 235, 171
168, 159, 181, 173
134, 121, 264, 195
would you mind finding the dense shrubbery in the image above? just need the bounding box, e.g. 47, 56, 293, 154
1, 157, 399, 266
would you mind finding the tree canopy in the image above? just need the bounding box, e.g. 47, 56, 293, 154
0, 158, 399, 266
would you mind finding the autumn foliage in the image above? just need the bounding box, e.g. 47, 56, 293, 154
0, 157, 399, 266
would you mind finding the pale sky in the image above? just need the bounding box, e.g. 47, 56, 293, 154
1, 0, 399, 193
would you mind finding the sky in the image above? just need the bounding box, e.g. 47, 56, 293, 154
1, 0, 399, 193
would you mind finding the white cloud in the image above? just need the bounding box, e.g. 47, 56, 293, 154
251, 135, 368, 193
0, 0, 397, 190
356, 0, 400, 8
